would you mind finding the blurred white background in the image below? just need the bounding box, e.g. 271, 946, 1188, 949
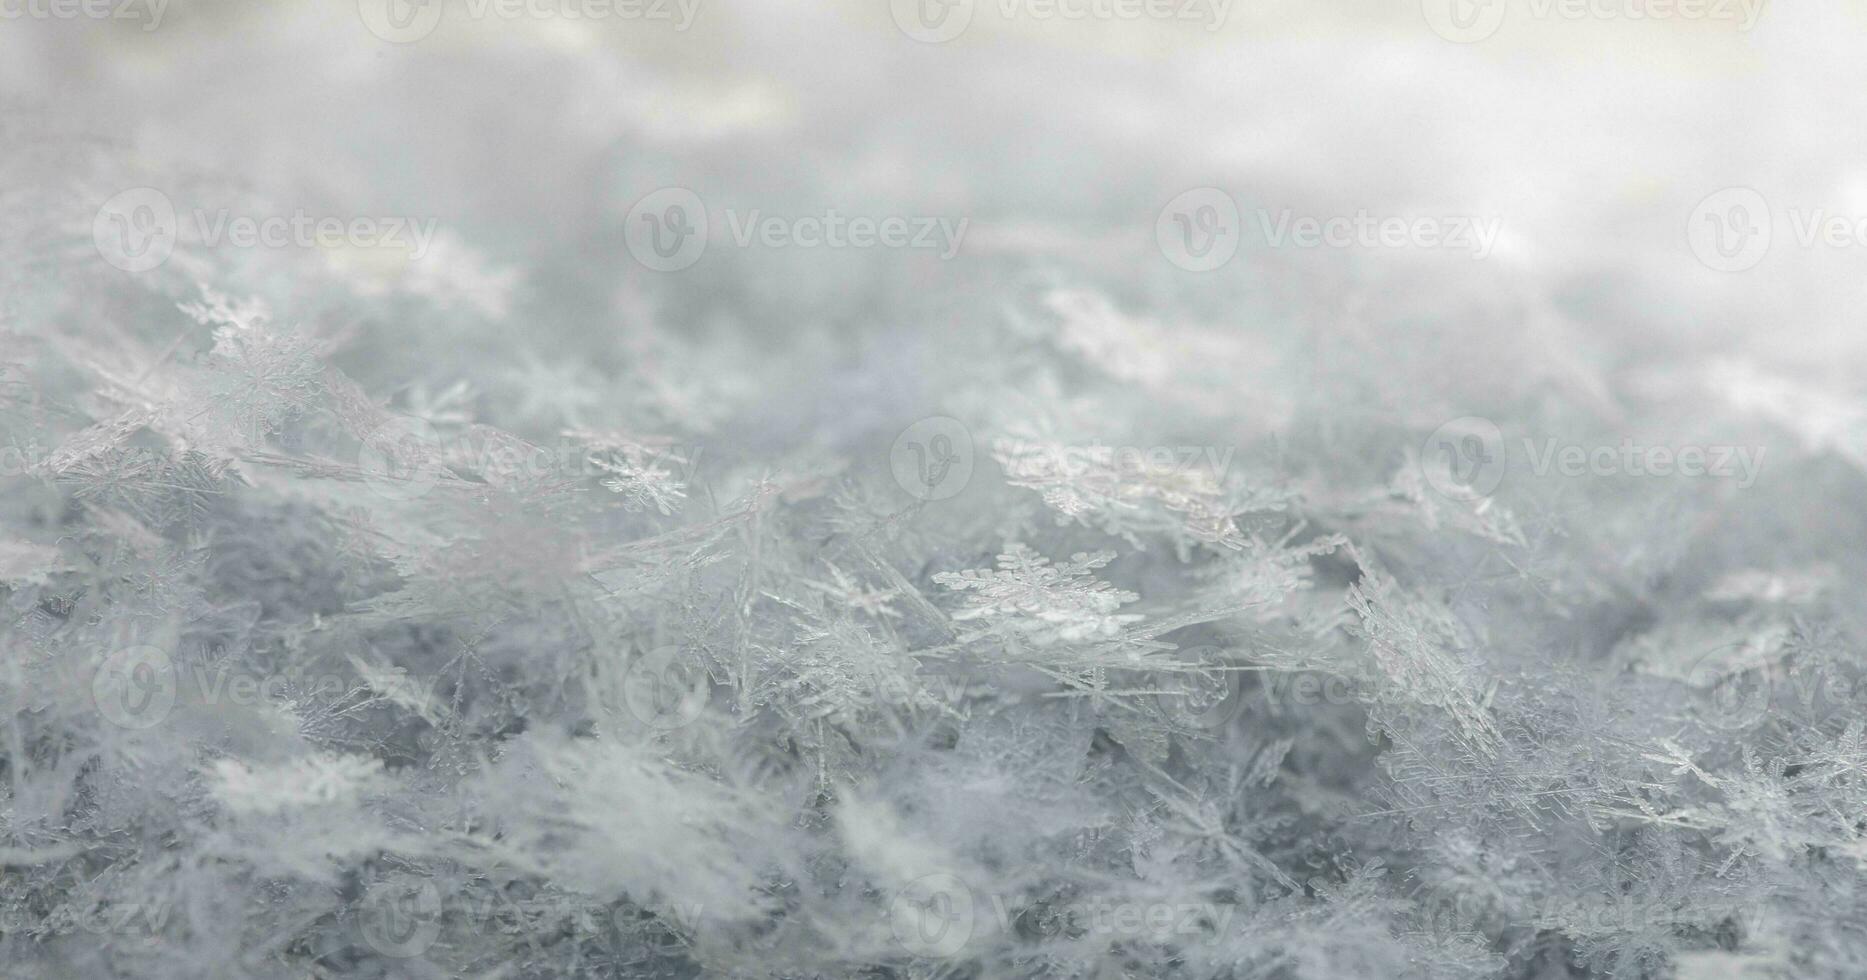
7, 0, 1867, 429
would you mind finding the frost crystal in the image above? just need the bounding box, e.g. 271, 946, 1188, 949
936, 543, 1143, 646
7, 30, 1867, 980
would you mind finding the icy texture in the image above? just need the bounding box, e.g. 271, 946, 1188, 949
6, 6, 1867, 980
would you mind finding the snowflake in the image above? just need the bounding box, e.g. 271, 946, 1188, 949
994, 434, 1280, 552
934, 543, 1142, 646
591, 446, 689, 515
202, 322, 323, 440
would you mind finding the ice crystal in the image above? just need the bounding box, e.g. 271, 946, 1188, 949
7, 36, 1867, 980
592, 445, 690, 515
935, 543, 1143, 647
